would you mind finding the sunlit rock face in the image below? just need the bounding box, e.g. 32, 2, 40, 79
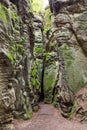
48, 0, 87, 114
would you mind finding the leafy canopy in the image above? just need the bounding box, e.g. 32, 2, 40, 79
32, 0, 45, 12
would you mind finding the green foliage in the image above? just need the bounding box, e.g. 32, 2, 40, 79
0, 3, 10, 26
50, 42, 56, 47
23, 111, 33, 120
8, 39, 25, 64
9, 4, 22, 30
31, 59, 41, 91
44, 8, 52, 32
45, 52, 57, 65
34, 45, 45, 57
45, 52, 51, 62
0, 3, 24, 65
32, 0, 44, 12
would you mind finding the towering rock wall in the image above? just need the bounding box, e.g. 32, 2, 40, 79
0, 52, 14, 130
0, 1, 15, 129
0, 1, 45, 126
48, 0, 87, 115
1, 0, 87, 127
0, 0, 38, 129
12, 0, 35, 119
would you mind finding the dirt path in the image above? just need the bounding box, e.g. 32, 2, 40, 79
14, 103, 87, 130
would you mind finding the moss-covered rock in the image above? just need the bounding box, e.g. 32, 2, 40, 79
60, 44, 87, 93
31, 59, 42, 92
30, 59, 43, 108
44, 52, 58, 104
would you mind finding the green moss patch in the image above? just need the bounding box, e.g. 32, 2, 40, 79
59, 44, 87, 93
44, 62, 58, 103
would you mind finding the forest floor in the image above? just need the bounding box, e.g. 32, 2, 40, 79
14, 102, 87, 130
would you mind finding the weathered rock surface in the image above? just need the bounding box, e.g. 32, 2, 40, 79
0, 0, 37, 129
48, 0, 87, 115
0, 51, 15, 130
1, 0, 87, 128
0, 2, 16, 129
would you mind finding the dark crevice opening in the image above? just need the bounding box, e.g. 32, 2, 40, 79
9, 0, 19, 9
39, 29, 45, 102
39, 58, 45, 101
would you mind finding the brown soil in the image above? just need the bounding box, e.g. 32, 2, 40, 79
14, 103, 87, 130
75, 86, 87, 111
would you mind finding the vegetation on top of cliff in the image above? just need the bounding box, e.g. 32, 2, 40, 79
32, 0, 44, 12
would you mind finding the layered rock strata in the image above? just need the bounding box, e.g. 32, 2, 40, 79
48, 0, 87, 115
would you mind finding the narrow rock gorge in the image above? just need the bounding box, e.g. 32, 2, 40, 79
0, 0, 87, 130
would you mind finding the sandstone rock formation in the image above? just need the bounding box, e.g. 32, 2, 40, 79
0, 0, 87, 128
0, 0, 36, 129
0, 51, 14, 130
48, 0, 87, 116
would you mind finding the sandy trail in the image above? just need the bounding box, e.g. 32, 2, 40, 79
14, 103, 87, 130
